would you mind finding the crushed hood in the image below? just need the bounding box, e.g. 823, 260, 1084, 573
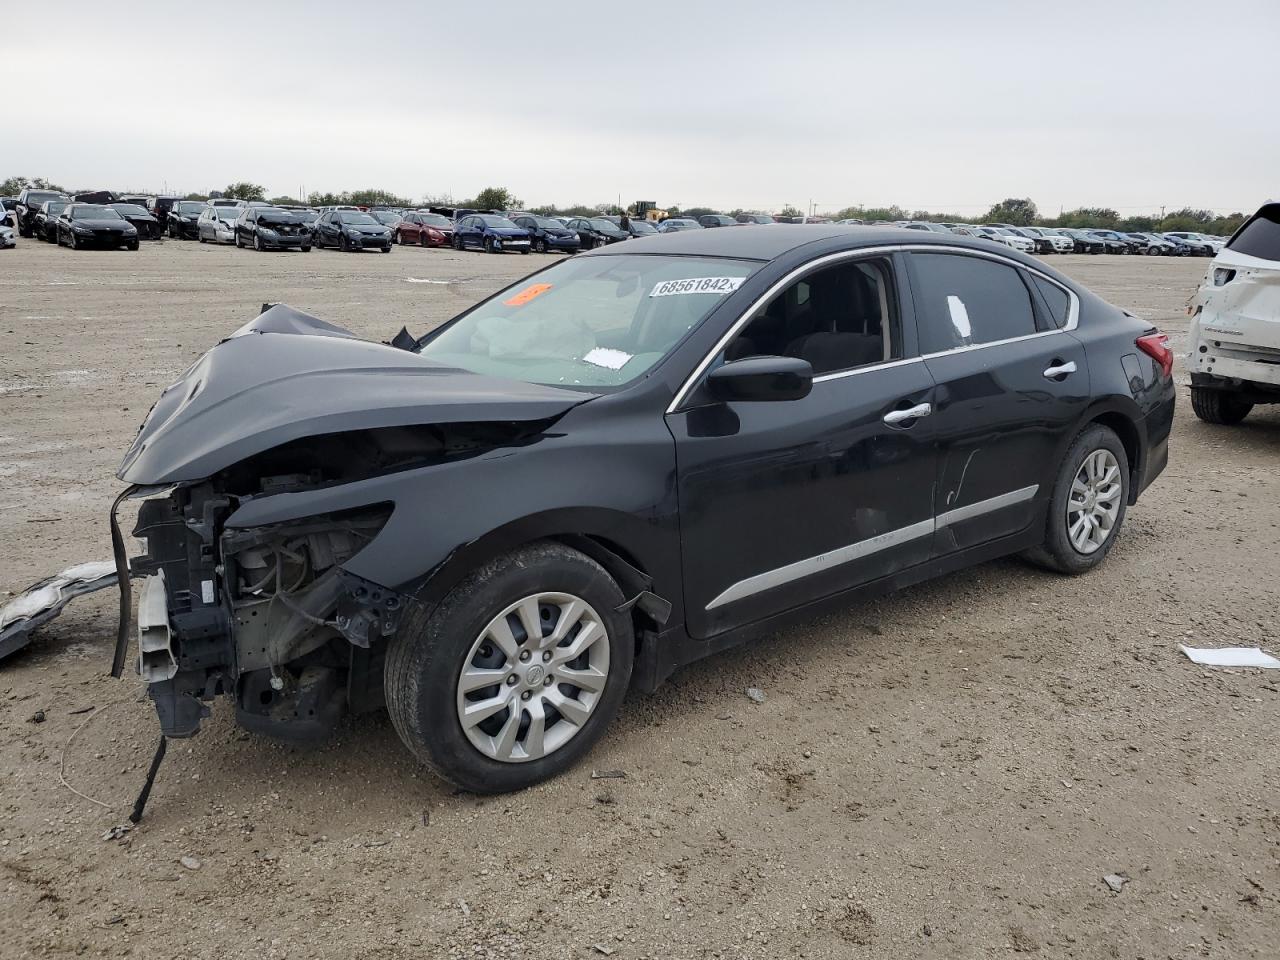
118, 305, 595, 484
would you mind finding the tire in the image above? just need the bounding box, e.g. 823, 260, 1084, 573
385, 541, 634, 793
394, 230, 403, 245
301, 245, 311, 253
254, 234, 264, 251
69, 232, 79, 250
381, 245, 391, 253
484, 237, 495, 254
534, 238, 546, 254
1024, 424, 1129, 575
128, 241, 139, 251
1191, 387, 1253, 425
199, 234, 207, 243
453, 234, 462, 251
419, 232, 428, 248
235, 234, 243, 248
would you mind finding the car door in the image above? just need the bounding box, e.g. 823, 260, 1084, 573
668, 252, 939, 639
904, 250, 1089, 554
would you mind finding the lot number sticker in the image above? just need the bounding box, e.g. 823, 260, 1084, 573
649, 277, 745, 298
503, 283, 553, 306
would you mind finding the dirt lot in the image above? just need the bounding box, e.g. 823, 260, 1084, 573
1, 239, 1277, 960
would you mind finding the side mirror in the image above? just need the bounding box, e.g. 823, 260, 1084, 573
706, 356, 813, 403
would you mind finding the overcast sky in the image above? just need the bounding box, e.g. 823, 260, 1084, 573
11, 0, 1277, 215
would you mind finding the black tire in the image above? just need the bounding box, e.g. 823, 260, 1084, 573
381, 245, 391, 253
484, 237, 495, 254
394, 229, 403, 245
254, 233, 264, 252
1191, 387, 1253, 425
128, 241, 139, 251
385, 541, 634, 793
235, 234, 243, 248
301, 245, 311, 253
534, 238, 546, 254
1024, 424, 1129, 575
69, 232, 79, 250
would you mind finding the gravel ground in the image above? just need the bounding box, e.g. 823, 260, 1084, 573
1, 239, 1277, 960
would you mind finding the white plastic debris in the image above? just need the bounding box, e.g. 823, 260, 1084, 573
1103, 873, 1128, 893
1179, 646, 1280, 669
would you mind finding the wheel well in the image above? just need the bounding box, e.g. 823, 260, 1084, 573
1089, 412, 1141, 501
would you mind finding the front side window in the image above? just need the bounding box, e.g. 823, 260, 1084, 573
417, 255, 758, 389
726, 258, 899, 375
911, 253, 1038, 352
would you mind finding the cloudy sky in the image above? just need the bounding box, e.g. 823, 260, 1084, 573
11, 0, 1277, 215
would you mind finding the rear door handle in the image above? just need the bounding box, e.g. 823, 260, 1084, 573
883, 402, 932, 426
1043, 360, 1077, 380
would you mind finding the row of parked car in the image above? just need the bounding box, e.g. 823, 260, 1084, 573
892, 221, 1226, 257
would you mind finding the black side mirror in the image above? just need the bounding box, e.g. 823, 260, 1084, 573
707, 356, 813, 403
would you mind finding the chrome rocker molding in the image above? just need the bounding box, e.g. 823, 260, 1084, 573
705, 484, 1039, 610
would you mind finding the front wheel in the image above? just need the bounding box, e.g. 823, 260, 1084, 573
1025, 425, 1129, 575
254, 234, 264, 251
385, 541, 633, 793
127, 241, 139, 251
484, 237, 495, 254
1191, 387, 1253, 425
534, 238, 546, 254
394, 229, 403, 245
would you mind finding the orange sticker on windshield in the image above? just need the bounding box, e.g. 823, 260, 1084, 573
504, 283, 552, 306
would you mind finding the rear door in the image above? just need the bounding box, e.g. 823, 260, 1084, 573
905, 250, 1089, 553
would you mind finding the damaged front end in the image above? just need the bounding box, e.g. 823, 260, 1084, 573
114, 481, 399, 742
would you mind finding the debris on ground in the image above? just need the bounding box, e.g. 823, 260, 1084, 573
1179, 645, 1280, 669
459, 899, 470, 917
27, 709, 45, 724
1103, 873, 1129, 893
745, 687, 767, 703
101, 825, 130, 842
179, 856, 202, 871
0, 560, 121, 662
591, 769, 626, 780
592, 944, 615, 956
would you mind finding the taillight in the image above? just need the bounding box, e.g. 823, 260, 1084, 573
1136, 332, 1174, 378
1212, 267, 1236, 286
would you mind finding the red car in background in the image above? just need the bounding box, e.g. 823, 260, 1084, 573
395, 211, 454, 247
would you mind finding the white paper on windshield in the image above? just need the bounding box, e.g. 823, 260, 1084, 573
649, 277, 745, 298
1179, 645, 1280, 669
582, 347, 633, 370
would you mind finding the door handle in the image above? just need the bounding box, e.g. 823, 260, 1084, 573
883, 402, 932, 426
1043, 360, 1077, 380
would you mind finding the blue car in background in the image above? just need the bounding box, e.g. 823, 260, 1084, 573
512, 215, 581, 254
452, 214, 531, 254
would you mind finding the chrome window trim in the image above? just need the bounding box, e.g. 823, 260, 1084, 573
704, 484, 1039, 611
667, 244, 1079, 414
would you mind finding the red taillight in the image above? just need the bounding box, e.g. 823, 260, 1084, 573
1136, 332, 1174, 378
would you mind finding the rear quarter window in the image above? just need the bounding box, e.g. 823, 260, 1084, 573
1227, 206, 1280, 260
1030, 275, 1071, 328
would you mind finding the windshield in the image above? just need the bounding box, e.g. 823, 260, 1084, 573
43, 201, 67, 215
372, 211, 400, 224
990, 228, 1013, 236
112, 204, 149, 216
417, 255, 757, 388
419, 213, 450, 226
479, 215, 518, 228
72, 206, 122, 220
177, 202, 205, 215
588, 218, 618, 231
629, 221, 658, 234
27, 191, 61, 204
533, 217, 564, 229
292, 209, 318, 222
337, 212, 377, 225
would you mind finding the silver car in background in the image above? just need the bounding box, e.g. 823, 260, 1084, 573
198, 205, 239, 244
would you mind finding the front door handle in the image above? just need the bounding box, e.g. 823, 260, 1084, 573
883, 402, 932, 426
1043, 360, 1077, 380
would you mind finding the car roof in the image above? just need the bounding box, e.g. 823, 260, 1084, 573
581, 224, 1006, 261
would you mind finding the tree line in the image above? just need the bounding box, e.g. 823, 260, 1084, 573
0, 177, 1250, 235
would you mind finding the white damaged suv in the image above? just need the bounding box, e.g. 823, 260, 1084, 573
1186, 202, 1280, 424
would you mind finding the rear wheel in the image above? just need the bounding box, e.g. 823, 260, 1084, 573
1025, 424, 1129, 575
1191, 387, 1253, 425
385, 541, 633, 793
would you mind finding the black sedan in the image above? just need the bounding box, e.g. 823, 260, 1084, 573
109, 226, 1174, 795
109, 202, 162, 239
234, 206, 312, 251
167, 200, 208, 239
313, 209, 393, 252
56, 203, 139, 249
34, 200, 69, 242
1059, 229, 1107, 254
566, 216, 628, 249
512, 215, 581, 254
698, 214, 739, 228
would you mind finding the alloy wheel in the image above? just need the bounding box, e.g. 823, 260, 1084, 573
455, 592, 611, 763
1066, 449, 1122, 555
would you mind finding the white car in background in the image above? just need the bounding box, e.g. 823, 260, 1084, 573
1186, 202, 1280, 424
198, 205, 239, 244
0, 221, 15, 248
1166, 231, 1225, 254
1020, 226, 1075, 253
971, 225, 1036, 254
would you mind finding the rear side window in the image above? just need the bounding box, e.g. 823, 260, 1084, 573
1227, 206, 1280, 260
1030, 275, 1070, 328
911, 253, 1038, 352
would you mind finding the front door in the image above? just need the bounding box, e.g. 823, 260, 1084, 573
669, 253, 939, 639
904, 250, 1090, 552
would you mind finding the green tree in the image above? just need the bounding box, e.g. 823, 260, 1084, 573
1, 175, 67, 194
983, 197, 1038, 226
268, 195, 299, 206
470, 186, 520, 211
779, 204, 804, 219
223, 181, 267, 202
347, 188, 413, 207
681, 207, 718, 220
184, 192, 210, 202
1055, 207, 1120, 229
